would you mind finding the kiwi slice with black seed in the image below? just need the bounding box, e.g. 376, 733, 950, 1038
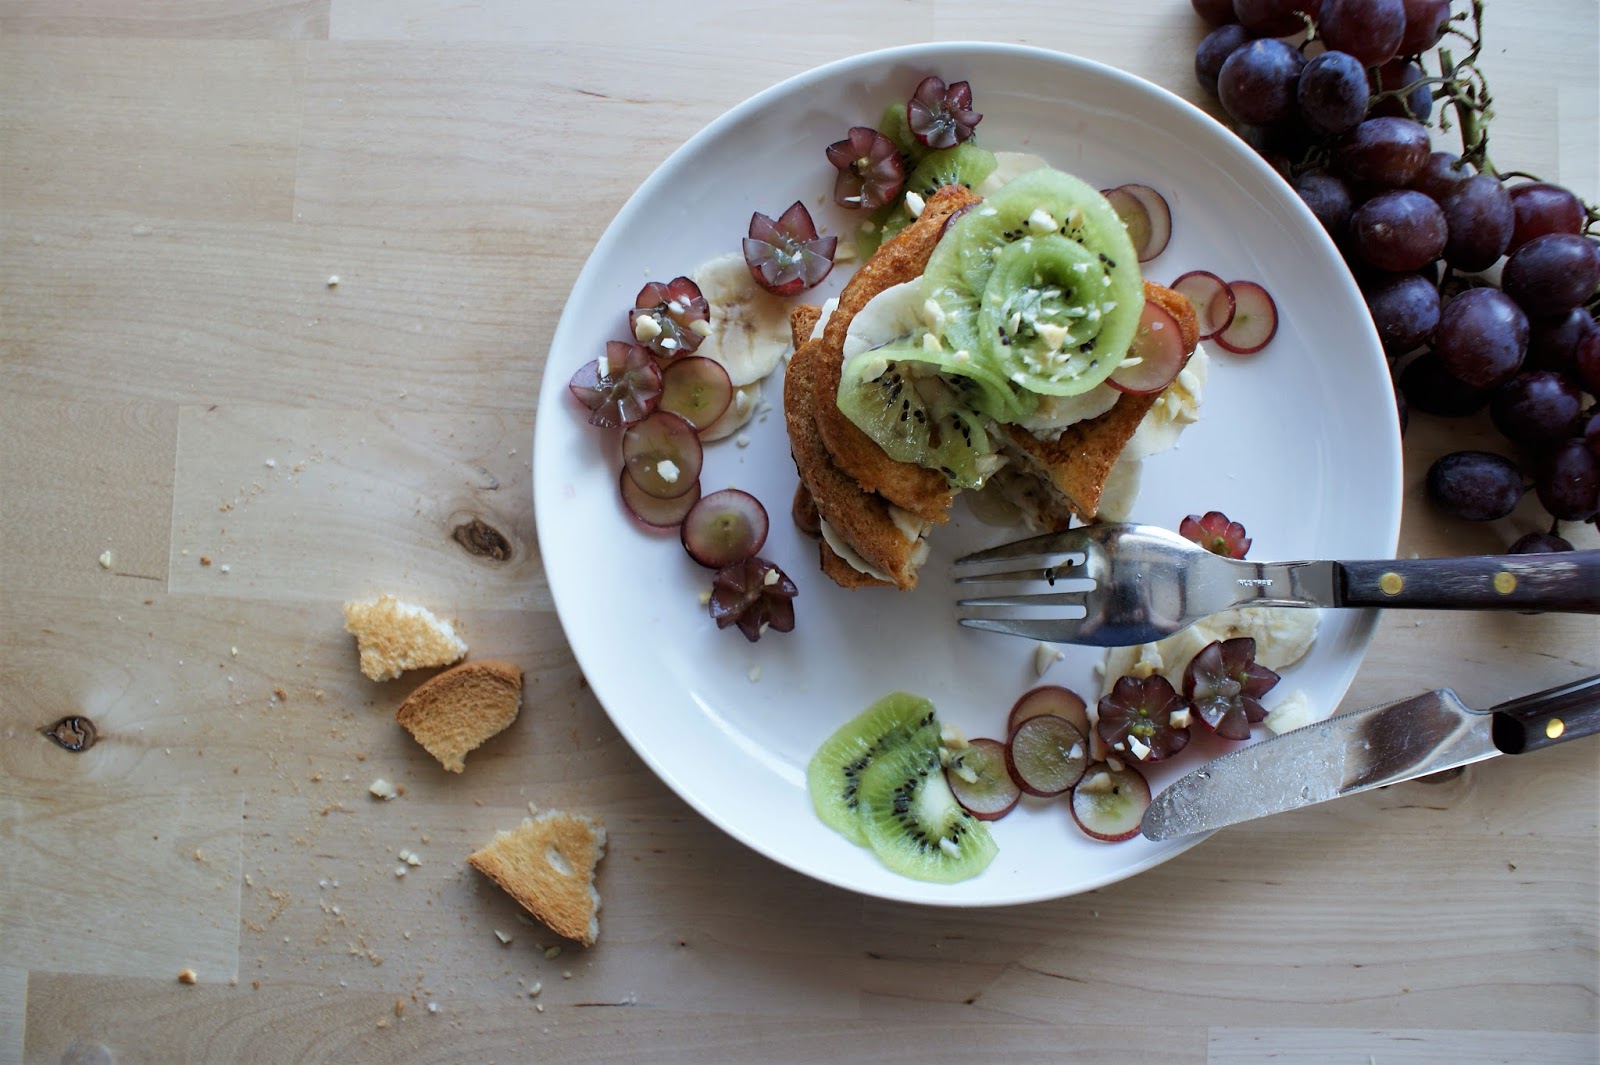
856, 733, 999, 883
904, 142, 998, 200
807, 692, 936, 847
835, 347, 998, 488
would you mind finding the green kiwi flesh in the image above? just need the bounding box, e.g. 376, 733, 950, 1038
835, 347, 998, 489
806, 692, 936, 847
856, 734, 999, 884
904, 142, 997, 200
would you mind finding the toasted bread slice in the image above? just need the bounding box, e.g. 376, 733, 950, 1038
790, 303, 823, 349
396, 659, 522, 773
343, 595, 468, 682
468, 809, 607, 947
810, 185, 981, 525
998, 281, 1201, 522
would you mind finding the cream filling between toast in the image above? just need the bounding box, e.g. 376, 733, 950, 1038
817, 516, 930, 584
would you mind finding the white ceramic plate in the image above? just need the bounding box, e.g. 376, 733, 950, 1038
534, 43, 1401, 906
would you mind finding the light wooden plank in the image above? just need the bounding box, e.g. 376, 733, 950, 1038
0, 784, 242, 980
0, 38, 305, 222
1207, 1027, 1600, 1064
0, 396, 176, 599
0, 214, 545, 413
0, 970, 22, 1065
167, 404, 542, 607
0, 0, 329, 39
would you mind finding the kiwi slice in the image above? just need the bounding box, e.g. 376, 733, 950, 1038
924, 168, 1144, 401
904, 142, 998, 200
807, 692, 936, 847
857, 733, 999, 883
856, 200, 913, 261
836, 347, 998, 488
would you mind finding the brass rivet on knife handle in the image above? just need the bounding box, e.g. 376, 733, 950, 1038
1379, 571, 1403, 595
1493, 571, 1517, 594
1546, 718, 1565, 740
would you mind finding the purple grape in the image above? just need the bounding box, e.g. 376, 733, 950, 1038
1426, 450, 1525, 521
1399, 351, 1491, 417
1195, 23, 1254, 97
1507, 182, 1587, 252
1501, 233, 1600, 319
1410, 151, 1474, 203
1576, 329, 1600, 395
1293, 168, 1354, 239
1398, 0, 1451, 55
1350, 189, 1447, 272
1319, 0, 1405, 66
1433, 288, 1529, 390
1233, 0, 1319, 34
1584, 411, 1600, 460
1194, 0, 1240, 23
1365, 273, 1440, 356
1489, 371, 1584, 446
1440, 175, 1514, 272
1218, 39, 1306, 127
1338, 117, 1431, 187
1536, 440, 1600, 521
1369, 59, 1433, 121
1526, 308, 1594, 376
1296, 50, 1370, 137
1508, 532, 1574, 554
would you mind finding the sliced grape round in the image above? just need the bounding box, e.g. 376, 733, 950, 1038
944, 738, 1022, 821
621, 410, 703, 499
658, 355, 734, 432
1213, 280, 1278, 354
620, 469, 700, 530
1070, 762, 1152, 843
1172, 270, 1237, 340
1008, 685, 1091, 738
1004, 714, 1088, 797
680, 488, 769, 569
1102, 184, 1172, 262
1109, 299, 1189, 394
568, 341, 663, 428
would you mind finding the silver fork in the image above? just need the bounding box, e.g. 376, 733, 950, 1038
953, 522, 1600, 647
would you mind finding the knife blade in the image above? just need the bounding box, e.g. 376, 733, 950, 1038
1141, 673, 1600, 841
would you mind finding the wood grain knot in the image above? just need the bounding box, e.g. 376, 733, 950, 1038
452, 517, 512, 561
42, 715, 98, 752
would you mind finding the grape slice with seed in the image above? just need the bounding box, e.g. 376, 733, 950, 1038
1102, 184, 1171, 262
1212, 280, 1278, 354
1007, 685, 1090, 737
1170, 270, 1236, 340
659, 356, 734, 431
1004, 714, 1088, 797
621, 410, 702, 500
1070, 761, 1152, 842
619, 468, 700, 530
944, 738, 1021, 821
680, 488, 769, 569
1109, 299, 1189, 395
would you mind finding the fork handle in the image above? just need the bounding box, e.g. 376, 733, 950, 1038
1336, 551, 1600, 612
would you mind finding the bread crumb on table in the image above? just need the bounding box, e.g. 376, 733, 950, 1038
342, 595, 467, 682
177, 968, 198, 985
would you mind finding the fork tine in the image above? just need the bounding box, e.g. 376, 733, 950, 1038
956, 590, 1090, 609
952, 528, 1090, 566
951, 563, 1089, 585
955, 616, 1088, 642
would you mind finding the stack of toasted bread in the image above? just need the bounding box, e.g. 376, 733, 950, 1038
783, 184, 1199, 591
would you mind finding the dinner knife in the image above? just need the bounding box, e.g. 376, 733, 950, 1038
1141, 673, 1600, 841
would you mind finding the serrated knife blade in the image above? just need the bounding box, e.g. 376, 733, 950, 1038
1141, 673, 1600, 841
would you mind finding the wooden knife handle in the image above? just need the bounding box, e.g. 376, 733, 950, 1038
1336, 551, 1600, 613
1489, 674, 1600, 755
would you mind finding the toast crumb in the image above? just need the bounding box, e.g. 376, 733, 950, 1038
342, 595, 467, 681
396, 660, 522, 773
468, 810, 607, 947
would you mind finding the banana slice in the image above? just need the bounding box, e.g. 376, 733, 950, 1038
1099, 623, 1215, 698
809, 297, 839, 341
1122, 344, 1209, 461
1264, 689, 1318, 734
1195, 605, 1320, 671
841, 279, 928, 360
974, 151, 1051, 199
692, 253, 792, 386
698, 380, 762, 443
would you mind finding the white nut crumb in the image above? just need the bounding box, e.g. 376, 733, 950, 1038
697, 587, 712, 606
394, 865, 407, 878
326, 275, 339, 287
536, 1003, 545, 1012
528, 982, 542, 997
230, 646, 238, 657
735, 433, 751, 448
427, 1002, 439, 1014
98, 550, 113, 569
219, 564, 231, 574
1033, 642, 1065, 677
494, 929, 513, 945
562, 970, 573, 980
368, 778, 397, 800
544, 945, 562, 959
747, 665, 762, 683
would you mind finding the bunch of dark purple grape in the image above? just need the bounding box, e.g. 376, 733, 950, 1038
1192, 0, 1599, 550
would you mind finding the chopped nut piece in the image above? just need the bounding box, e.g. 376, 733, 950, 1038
368, 778, 398, 800
178, 968, 198, 985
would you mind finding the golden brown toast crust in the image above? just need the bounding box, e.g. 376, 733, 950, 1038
468, 811, 606, 947
789, 303, 822, 349
999, 281, 1201, 522
809, 185, 982, 525
396, 659, 522, 773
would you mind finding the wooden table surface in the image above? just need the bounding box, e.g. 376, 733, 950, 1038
2, 2, 1597, 1062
